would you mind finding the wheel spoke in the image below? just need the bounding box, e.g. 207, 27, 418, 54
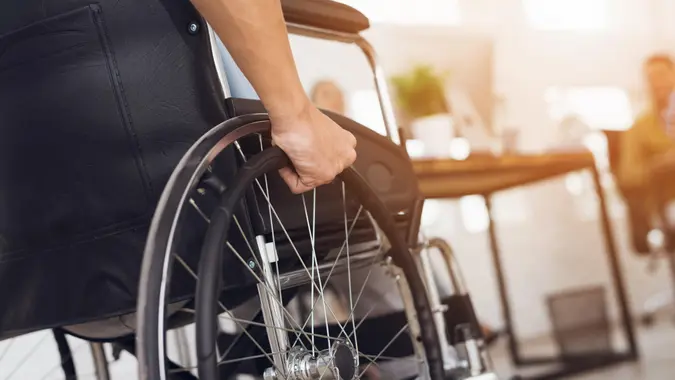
0, 338, 16, 364
342, 182, 358, 354
3, 332, 50, 380
38, 342, 88, 380
172, 254, 281, 371
224, 243, 316, 350
290, 205, 366, 348
213, 311, 340, 342
302, 192, 334, 353
259, 134, 284, 341
357, 324, 410, 378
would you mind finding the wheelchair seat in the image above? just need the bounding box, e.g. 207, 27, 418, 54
281, 0, 370, 33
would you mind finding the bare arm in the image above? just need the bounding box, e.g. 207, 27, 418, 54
190, 0, 356, 193
190, 0, 308, 120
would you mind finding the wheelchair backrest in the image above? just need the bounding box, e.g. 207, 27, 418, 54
0, 0, 227, 256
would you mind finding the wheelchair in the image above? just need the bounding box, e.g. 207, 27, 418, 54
0, 0, 497, 379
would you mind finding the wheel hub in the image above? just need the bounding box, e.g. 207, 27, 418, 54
263, 342, 358, 380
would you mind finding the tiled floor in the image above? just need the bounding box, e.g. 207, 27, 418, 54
488, 323, 675, 379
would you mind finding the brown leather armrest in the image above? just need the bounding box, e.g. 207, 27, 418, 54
282, 0, 370, 34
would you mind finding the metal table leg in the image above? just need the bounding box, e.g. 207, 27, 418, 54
483, 194, 521, 365
481, 167, 639, 379
590, 166, 639, 359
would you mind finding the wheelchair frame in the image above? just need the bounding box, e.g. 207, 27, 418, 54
207, 22, 401, 145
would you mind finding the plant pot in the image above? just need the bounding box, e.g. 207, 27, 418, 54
410, 114, 455, 158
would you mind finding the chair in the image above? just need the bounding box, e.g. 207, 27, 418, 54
603, 129, 675, 324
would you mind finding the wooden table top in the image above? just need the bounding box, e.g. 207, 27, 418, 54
411, 151, 596, 199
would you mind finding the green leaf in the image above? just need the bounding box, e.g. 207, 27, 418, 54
390, 65, 449, 119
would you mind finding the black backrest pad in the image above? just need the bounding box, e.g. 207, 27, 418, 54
0, 0, 227, 337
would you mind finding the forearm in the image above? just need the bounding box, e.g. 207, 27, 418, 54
191, 0, 309, 120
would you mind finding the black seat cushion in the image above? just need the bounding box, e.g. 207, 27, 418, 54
282, 0, 370, 34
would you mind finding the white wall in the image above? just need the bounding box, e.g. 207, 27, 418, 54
290, 0, 675, 339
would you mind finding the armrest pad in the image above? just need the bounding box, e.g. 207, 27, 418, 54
282, 0, 370, 34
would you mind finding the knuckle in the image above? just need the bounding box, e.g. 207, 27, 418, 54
349, 133, 357, 147
348, 149, 357, 163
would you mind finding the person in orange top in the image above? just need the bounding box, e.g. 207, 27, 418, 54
619, 54, 675, 244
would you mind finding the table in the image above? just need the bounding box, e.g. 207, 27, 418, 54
412, 152, 639, 380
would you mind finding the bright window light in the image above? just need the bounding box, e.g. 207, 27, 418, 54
348, 90, 387, 136
336, 0, 462, 26
545, 86, 633, 131
523, 0, 609, 30
565, 173, 585, 196
449, 137, 471, 160
405, 139, 426, 158
459, 195, 489, 233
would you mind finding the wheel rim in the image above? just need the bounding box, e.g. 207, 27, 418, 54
0, 329, 111, 380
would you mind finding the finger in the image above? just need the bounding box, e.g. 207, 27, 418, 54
279, 167, 314, 194
345, 148, 357, 166
346, 131, 357, 148
336, 149, 357, 174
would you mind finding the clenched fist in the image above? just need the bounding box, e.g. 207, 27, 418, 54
271, 105, 357, 194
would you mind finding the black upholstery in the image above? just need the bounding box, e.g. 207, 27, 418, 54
282, 0, 370, 34
0, 0, 227, 338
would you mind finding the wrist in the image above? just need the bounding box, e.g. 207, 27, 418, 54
266, 91, 314, 127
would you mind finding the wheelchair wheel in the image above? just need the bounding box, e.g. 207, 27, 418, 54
0, 329, 110, 379
137, 114, 444, 379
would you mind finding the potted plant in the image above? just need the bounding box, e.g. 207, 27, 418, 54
391, 65, 454, 157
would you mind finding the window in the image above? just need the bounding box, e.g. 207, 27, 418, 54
523, 0, 609, 30
336, 0, 462, 26
348, 89, 388, 136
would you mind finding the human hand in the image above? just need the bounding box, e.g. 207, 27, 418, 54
270, 104, 357, 194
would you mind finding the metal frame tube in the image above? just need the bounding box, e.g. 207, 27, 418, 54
427, 238, 465, 295
386, 259, 432, 380
286, 23, 402, 145
418, 247, 457, 371
256, 236, 289, 374
206, 24, 232, 99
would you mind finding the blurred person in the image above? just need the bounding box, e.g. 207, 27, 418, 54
619, 54, 675, 242
310, 80, 347, 115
